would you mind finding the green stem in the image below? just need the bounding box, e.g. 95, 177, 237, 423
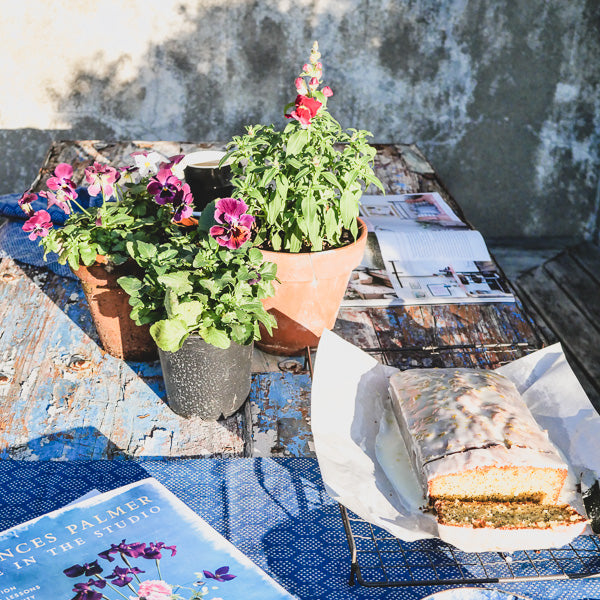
155, 558, 162, 580
69, 196, 92, 218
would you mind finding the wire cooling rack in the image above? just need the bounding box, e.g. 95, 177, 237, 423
339, 505, 600, 588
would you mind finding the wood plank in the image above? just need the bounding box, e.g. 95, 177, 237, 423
543, 248, 600, 325
247, 372, 313, 457
332, 307, 380, 350
569, 241, 600, 283
515, 261, 600, 401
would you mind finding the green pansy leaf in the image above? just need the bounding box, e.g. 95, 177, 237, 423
201, 327, 231, 349
157, 271, 193, 294
117, 276, 143, 296
150, 318, 189, 352
175, 300, 204, 328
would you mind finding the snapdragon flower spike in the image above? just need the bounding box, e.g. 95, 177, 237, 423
63, 560, 103, 578
71, 578, 106, 600
39, 189, 71, 215
22, 210, 52, 240
203, 566, 236, 582
46, 163, 77, 199
209, 198, 254, 250
17, 190, 37, 217
142, 540, 177, 559
295, 77, 308, 95
322, 86, 333, 97
146, 168, 182, 205
85, 162, 120, 197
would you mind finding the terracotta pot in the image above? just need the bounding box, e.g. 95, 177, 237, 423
257, 218, 368, 355
72, 257, 157, 361
159, 335, 253, 419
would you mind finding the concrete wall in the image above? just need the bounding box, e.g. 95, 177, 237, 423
1, 0, 599, 240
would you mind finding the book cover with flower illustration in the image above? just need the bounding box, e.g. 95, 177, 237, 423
0, 478, 296, 600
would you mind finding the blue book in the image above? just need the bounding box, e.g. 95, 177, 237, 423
0, 478, 296, 599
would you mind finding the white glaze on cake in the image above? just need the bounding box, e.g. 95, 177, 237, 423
388, 368, 568, 502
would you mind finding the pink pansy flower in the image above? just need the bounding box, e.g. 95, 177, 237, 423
322, 86, 333, 97
171, 183, 194, 223
285, 94, 322, 128
85, 162, 120, 197
136, 579, 172, 600
147, 168, 182, 205
209, 197, 254, 249
18, 190, 37, 216
46, 163, 77, 199
39, 189, 71, 215
131, 151, 165, 178
22, 210, 52, 240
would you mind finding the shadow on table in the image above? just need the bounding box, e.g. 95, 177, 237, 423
0, 426, 133, 460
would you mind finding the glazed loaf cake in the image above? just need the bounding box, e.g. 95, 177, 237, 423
388, 368, 568, 504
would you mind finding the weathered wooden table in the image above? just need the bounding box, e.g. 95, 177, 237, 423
0, 140, 547, 459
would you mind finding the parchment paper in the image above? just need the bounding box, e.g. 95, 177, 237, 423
311, 330, 595, 552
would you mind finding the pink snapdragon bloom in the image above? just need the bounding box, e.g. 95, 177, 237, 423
136, 580, 172, 600
322, 86, 333, 97
209, 197, 254, 249
294, 77, 308, 95
18, 190, 37, 216
285, 94, 322, 128
85, 162, 120, 197
46, 163, 77, 199
22, 210, 52, 240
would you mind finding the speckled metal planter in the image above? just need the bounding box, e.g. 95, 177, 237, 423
158, 335, 253, 420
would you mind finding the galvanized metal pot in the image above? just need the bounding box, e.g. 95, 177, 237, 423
158, 335, 253, 419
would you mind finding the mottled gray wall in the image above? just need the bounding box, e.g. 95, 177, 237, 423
1, 0, 599, 240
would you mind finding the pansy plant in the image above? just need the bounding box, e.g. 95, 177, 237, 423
18, 152, 194, 271
225, 41, 384, 252
118, 198, 277, 351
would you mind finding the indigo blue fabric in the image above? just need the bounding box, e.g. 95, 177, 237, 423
0, 458, 597, 600
0, 189, 101, 279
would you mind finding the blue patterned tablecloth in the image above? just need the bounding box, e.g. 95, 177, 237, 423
0, 458, 598, 600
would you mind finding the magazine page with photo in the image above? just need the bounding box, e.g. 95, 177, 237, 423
343, 193, 514, 306
0, 478, 295, 600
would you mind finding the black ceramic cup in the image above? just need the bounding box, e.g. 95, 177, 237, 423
183, 151, 233, 211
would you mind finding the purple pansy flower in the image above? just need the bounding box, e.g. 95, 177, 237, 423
39, 189, 71, 214
85, 162, 120, 197
146, 168, 182, 205
109, 565, 144, 587
171, 183, 194, 223
203, 566, 236, 582
71, 578, 106, 600
209, 197, 254, 249
63, 560, 103, 578
17, 190, 37, 216
142, 541, 177, 560
22, 210, 52, 240
46, 162, 77, 199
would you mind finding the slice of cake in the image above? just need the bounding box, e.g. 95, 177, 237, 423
388, 368, 568, 504
434, 499, 587, 530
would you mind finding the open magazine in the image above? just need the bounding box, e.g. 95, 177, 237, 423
0, 478, 295, 600
343, 193, 514, 306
